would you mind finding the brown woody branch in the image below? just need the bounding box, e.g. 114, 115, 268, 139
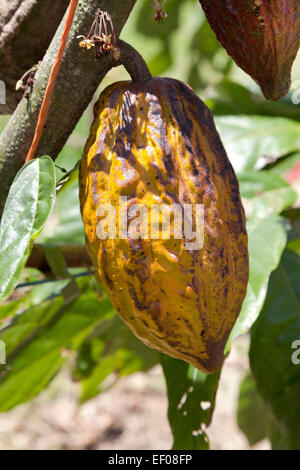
0, 0, 137, 216
0, 0, 69, 114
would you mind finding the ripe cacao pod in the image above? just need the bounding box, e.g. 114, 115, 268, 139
79, 77, 249, 373
199, 0, 300, 101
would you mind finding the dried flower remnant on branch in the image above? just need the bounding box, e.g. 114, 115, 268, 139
152, 0, 168, 22
78, 9, 120, 60
16, 63, 40, 100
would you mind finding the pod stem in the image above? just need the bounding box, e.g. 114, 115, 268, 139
117, 40, 153, 82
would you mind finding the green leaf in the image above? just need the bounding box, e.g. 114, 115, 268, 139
215, 116, 300, 173
0, 278, 71, 324
17, 268, 44, 285
208, 80, 266, 116
238, 170, 297, 218
249, 188, 297, 219
250, 249, 300, 450
162, 356, 221, 450
0, 297, 64, 356
288, 238, 300, 255
269, 152, 300, 178
37, 170, 85, 245
41, 245, 79, 304
0, 281, 114, 411
228, 216, 287, 345
75, 315, 159, 403
42, 245, 69, 278
0, 156, 56, 302
209, 79, 300, 122
237, 370, 269, 446
239, 171, 294, 199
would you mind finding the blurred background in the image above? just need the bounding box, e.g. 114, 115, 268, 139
0, 0, 300, 450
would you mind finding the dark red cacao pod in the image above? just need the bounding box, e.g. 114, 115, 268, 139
199, 0, 300, 101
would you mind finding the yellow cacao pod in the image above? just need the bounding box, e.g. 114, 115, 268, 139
79, 77, 249, 373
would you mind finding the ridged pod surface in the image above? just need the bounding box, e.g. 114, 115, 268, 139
79, 77, 249, 373
199, 0, 300, 101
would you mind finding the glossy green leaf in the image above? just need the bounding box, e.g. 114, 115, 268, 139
0, 297, 64, 356
162, 356, 221, 450
0, 280, 114, 411
0, 279, 70, 324
41, 245, 79, 304
209, 79, 300, 122
237, 370, 269, 446
38, 170, 85, 245
288, 238, 300, 255
76, 315, 159, 403
215, 116, 300, 173
228, 216, 287, 346
0, 156, 56, 302
239, 171, 294, 199
270, 152, 300, 178
238, 170, 297, 218
250, 249, 300, 450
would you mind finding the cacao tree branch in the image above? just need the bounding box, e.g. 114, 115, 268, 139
0, 0, 137, 215
0, 0, 69, 114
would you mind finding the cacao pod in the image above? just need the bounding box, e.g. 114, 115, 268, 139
79, 77, 249, 373
199, 0, 300, 101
